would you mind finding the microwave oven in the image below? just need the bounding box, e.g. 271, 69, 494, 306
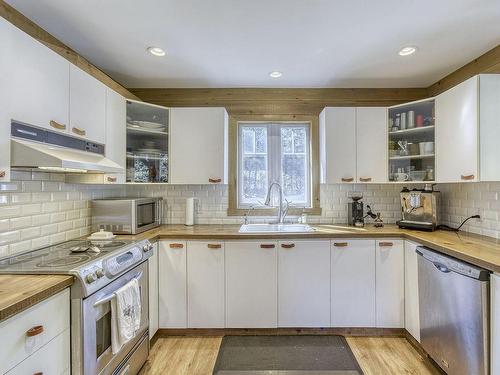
91, 197, 163, 234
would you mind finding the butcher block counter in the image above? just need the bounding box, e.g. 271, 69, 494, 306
0, 274, 73, 322
118, 224, 500, 273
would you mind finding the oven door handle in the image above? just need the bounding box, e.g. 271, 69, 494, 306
93, 271, 143, 307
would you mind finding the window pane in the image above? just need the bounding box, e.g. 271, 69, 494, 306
255, 127, 267, 153
293, 128, 306, 153
242, 156, 268, 203
282, 154, 307, 203
281, 127, 293, 153
242, 128, 255, 154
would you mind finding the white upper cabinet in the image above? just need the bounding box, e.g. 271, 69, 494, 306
104, 89, 126, 184
0, 18, 12, 181
319, 107, 357, 183
436, 76, 478, 182
225, 241, 278, 328
376, 239, 405, 328
356, 107, 388, 183
331, 239, 376, 327
278, 240, 331, 327
170, 107, 228, 184
69, 65, 106, 144
479, 74, 500, 181
6, 18, 70, 134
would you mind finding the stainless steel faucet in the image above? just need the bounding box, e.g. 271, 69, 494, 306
264, 182, 289, 223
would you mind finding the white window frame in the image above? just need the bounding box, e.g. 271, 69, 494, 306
237, 121, 312, 209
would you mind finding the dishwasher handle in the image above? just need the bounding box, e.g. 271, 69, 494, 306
433, 262, 451, 273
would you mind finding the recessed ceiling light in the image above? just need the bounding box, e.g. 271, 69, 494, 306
147, 46, 166, 57
269, 71, 283, 78
398, 46, 418, 56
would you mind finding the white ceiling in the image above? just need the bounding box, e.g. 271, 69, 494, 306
6, 0, 500, 88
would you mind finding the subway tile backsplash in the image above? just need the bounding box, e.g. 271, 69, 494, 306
1, 171, 500, 259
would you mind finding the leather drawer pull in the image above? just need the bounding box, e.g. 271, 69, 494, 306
26, 325, 44, 337
341, 177, 354, 182
33, 373, 43, 375
207, 244, 222, 249
169, 243, 184, 249
107, 176, 117, 182
359, 177, 372, 182
461, 174, 474, 181
379, 242, 394, 247
333, 242, 348, 247
281, 243, 295, 249
49, 120, 66, 130
0, 171, 5, 178
208, 178, 222, 183
72, 127, 86, 136
260, 244, 275, 249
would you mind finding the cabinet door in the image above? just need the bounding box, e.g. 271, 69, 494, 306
404, 240, 420, 342
319, 108, 357, 183
376, 239, 404, 328
158, 240, 187, 328
436, 76, 478, 182
225, 241, 278, 328
69, 65, 106, 143
148, 243, 159, 339
104, 89, 126, 184
170, 108, 228, 184
0, 18, 11, 181
479, 74, 500, 182
187, 241, 225, 328
356, 107, 387, 183
492, 273, 500, 375
278, 240, 330, 327
331, 239, 375, 327
6, 18, 70, 134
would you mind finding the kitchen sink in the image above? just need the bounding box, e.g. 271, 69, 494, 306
239, 224, 316, 233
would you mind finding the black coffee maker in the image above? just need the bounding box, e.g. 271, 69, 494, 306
348, 193, 364, 227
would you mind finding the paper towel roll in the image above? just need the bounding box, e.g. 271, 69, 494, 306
185, 197, 195, 226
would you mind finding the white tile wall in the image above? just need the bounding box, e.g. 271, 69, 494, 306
1, 172, 499, 260
0, 171, 125, 258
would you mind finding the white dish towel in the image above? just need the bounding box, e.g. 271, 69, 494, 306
110, 278, 142, 354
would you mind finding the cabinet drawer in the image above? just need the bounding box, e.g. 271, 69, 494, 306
6, 328, 70, 375
0, 289, 70, 373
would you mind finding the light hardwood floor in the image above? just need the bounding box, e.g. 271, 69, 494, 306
139, 336, 441, 375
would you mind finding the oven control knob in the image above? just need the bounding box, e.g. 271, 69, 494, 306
86, 273, 97, 284
95, 269, 105, 278
149, 244, 154, 251
142, 244, 149, 253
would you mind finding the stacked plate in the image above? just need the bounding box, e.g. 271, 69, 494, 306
127, 120, 166, 133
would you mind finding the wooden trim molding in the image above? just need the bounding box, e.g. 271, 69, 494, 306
227, 114, 321, 217
0, 1, 140, 101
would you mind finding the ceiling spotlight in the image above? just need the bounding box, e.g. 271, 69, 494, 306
398, 46, 418, 56
147, 46, 166, 57
269, 71, 283, 78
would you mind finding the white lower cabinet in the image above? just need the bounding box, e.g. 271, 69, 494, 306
225, 241, 278, 328
278, 240, 331, 327
376, 239, 405, 328
159, 240, 187, 328
0, 289, 70, 374
148, 242, 159, 339
187, 241, 225, 328
331, 239, 376, 327
404, 240, 421, 342
492, 273, 500, 375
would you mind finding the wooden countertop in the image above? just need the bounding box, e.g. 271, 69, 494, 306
118, 224, 500, 273
0, 274, 73, 323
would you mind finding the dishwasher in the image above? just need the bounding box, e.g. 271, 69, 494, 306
417, 246, 490, 375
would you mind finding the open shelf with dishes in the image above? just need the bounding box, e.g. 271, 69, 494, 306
126, 100, 169, 183
388, 99, 435, 182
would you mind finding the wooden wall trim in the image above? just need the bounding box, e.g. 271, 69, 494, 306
129, 88, 428, 115
428, 44, 500, 96
0, 0, 140, 101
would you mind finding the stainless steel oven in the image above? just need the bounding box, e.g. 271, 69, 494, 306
91, 197, 163, 234
72, 262, 149, 375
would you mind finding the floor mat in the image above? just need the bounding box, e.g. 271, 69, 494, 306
213, 335, 364, 375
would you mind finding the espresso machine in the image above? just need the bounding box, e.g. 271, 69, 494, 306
397, 185, 440, 231
348, 193, 365, 227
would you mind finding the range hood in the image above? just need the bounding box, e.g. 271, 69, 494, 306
10, 122, 123, 174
